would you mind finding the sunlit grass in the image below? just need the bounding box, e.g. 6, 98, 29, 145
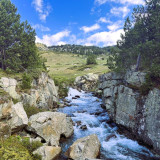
41, 51, 110, 81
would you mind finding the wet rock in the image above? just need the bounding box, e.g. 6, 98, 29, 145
75, 95, 80, 98
76, 121, 82, 127
94, 111, 104, 116
72, 97, 78, 99
65, 134, 100, 159
77, 110, 87, 113
33, 146, 61, 160
59, 103, 65, 108
63, 99, 71, 103
106, 134, 117, 141
80, 125, 87, 130
64, 102, 71, 107
28, 112, 74, 146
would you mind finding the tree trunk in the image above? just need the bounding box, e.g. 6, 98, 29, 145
135, 53, 141, 72
1, 50, 4, 70
3, 49, 6, 70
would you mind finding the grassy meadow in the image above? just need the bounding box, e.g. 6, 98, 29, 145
41, 51, 110, 84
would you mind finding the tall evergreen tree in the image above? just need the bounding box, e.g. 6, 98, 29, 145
108, 0, 160, 72
0, 0, 44, 72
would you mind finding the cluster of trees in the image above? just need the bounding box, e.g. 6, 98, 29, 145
108, 0, 160, 75
86, 55, 97, 65
0, 0, 44, 72
49, 44, 114, 55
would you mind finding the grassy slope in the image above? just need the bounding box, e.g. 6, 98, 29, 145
41, 51, 110, 83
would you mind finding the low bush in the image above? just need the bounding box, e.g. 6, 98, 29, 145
0, 136, 43, 160
139, 64, 160, 95
21, 137, 42, 160
21, 73, 32, 90
53, 76, 74, 98
86, 55, 97, 65
0, 136, 32, 160
24, 105, 45, 118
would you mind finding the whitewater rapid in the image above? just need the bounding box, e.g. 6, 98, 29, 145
58, 88, 157, 160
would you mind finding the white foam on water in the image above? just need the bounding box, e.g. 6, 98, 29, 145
58, 88, 155, 159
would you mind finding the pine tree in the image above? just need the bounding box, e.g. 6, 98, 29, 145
0, 0, 44, 72
108, 0, 160, 72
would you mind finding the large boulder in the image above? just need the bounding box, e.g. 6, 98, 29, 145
0, 77, 20, 99
28, 112, 74, 146
22, 72, 58, 110
33, 146, 61, 160
0, 102, 28, 134
65, 134, 100, 159
74, 73, 99, 91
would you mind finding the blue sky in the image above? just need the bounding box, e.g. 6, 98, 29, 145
11, 0, 145, 47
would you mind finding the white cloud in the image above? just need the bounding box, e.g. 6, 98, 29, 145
36, 30, 70, 46
32, 0, 52, 21
118, 0, 145, 5
95, 0, 108, 5
95, 0, 144, 5
32, 24, 50, 31
98, 17, 111, 23
85, 29, 124, 46
107, 20, 123, 31
110, 6, 130, 18
80, 24, 100, 33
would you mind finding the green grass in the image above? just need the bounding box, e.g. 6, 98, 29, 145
41, 51, 110, 81
0, 69, 23, 80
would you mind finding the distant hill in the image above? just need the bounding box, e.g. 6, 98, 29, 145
36, 43, 49, 51
48, 44, 115, 55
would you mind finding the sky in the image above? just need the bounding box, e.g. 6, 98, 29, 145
11, 0, 145, 47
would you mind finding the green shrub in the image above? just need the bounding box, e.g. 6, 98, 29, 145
12, 98, 20, 104
21, 137, 42, 160
28, 68, 43, 80
53, 77, 73, 98
86, 55, 97, 65
139, 64, 160, 95
0, 136, 43, 160
24, 105, 45, 118
0, 136, 32, 160
21, 73, 32, 90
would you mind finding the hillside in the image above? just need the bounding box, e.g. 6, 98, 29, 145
41, 50, 109, 83
41, 44, 115, 55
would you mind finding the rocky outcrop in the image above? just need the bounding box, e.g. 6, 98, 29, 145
99, 71, 160, 154
0, 77, 20, 99
28, 112, 74, 146
65, 134, 100, 159
33, 146, 61, 160
0, 72, 58, 110
22, 72, 58, 110
74, 73, 99, 91
0, 101, 28, 135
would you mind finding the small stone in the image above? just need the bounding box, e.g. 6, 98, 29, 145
80, 125, 87, 130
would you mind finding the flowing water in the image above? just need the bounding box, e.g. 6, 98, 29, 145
58, 88, 158, 160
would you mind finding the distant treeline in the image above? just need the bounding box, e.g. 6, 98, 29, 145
48, 44, 115, 55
